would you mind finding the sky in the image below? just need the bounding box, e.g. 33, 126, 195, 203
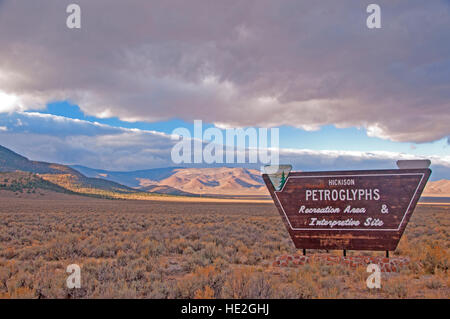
0, 1, 449, 180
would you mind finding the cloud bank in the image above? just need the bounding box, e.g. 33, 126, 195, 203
0, 112, 449, 180
0, 0, 449, 143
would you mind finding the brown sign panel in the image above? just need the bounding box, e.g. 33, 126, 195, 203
263, 169, 431, 251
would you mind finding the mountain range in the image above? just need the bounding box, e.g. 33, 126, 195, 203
72, 164, 450, 198
0, 145, 136, 197
73, 165, 267, 196
0, 144, 449, 199
0, 144, 267, 198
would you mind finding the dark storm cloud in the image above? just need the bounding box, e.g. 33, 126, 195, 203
0, 0, 449, 142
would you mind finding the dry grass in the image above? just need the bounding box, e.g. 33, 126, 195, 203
0, 192, 448, 299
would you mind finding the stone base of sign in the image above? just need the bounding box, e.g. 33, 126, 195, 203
273, 254, 410, 272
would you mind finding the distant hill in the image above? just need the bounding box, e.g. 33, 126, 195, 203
0, 145, 136, 197
73, 165, 268, 196
0, 145, 77, 175
156, 167, 266, 196
424, 179, 450, 197
71, 165, 180, 188
139, 184, 195, 196
0, 171, 75, 194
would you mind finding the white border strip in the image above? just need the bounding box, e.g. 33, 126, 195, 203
273, 173, 425, 231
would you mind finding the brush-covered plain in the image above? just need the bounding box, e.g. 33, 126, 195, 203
0, 193, 448, 299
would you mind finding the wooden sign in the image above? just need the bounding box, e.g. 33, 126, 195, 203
263, 168, 431, 251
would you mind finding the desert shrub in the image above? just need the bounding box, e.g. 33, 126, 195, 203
194, 285, 215, 299
146, 280, 171, 298
0, 267, 11, 292
199, 243, 223, 263
271, 279, 317, 299
419, 241, 449, 274
383, 277, 409, 298
171, 265, 224, 299
425, 278, 443, 289
33, 265, 68, 298
221, 267, 273, 298
245, 272, 273, 298
2, 248, 17, 259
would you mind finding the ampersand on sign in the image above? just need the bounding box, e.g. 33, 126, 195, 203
381, 204, 389, 214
